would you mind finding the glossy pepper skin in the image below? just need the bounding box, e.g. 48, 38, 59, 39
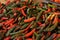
0, 0, 60, 40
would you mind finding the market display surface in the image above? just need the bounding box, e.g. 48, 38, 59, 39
0, 0, 60, 40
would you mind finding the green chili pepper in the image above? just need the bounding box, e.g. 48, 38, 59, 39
48, 4, 56, 8
36, 11, 43, 21
38, 23, 46, 33
20, 23, 29, 29
6, 26, 16, 36
44, 21, 58, 31
30, 22, 36, 28
46, 33, 57, 40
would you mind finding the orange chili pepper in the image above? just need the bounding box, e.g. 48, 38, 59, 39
24, 17, 35, 23
54, 0, 59, 3
53, 16, 58, 24
16, 6, 26, 11
25, 28, 35, 38
47, 8, 51, 12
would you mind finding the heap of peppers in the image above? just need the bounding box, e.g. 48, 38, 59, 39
0, 0, 60, 40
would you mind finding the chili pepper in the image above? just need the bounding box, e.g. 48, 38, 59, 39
10, 21, 34, 35
41, 35, 45, 40
25, 28, 35, 38
6, 26, 16, 36
47, 31, 51, 36
46, 33, 57, 40
20, 23, 29, 29
38, 23, 46, 33
50, 14, 56, 21
4, 18, 14, 25
1, 17, 8, 20
7, 24, 16, 30
48, 4, 56, 8
36, 11, 43, 21
54, 0, 59, 3
37, 21, 42, 26
26, 38, 32, 40
16, 6, 27, 11
21, 9, 26, 17
53, 15, 58, 24
44, 16, 58, 31
30, 22, 36, 28
0, 2, 2, 7
32, 34, 35, 40
45, 14, 52, 23
4, 36, 11, 40
34, 32, 40, 40
5, 0, 10, 6
0, 9, 4, 14
45, 8, 51, 13
24, 17, 35, 23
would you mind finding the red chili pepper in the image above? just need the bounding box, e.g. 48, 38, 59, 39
21, 9, 26, 17
4, 36, 11, 40
0, 2, 2, 7
23, 24, 32, 32
24, 30, 29, 34
1, 17, 8, 20
20, 24, 32, 33
25, 28, 35, 38
24, 17, 35, 23
45, 8, 51, 13
47, 31, 51, 36
37, 22, 42, 26
41, 35, 45, 40
5, 0, 10, 6
16, 36, 22, 40
7, 24, 16, 30
52, 8, 56, 11
21, 6, 26, 10
53, 33, 57, 39
16, 6, 26, 11
54, 12, 60, 15
0, 9, 4, 14
26, 38, 33, 40
2, 25, 7, 30
53, 38, 56, 40
58, 19, 60, 23
4, 18, 14, 25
